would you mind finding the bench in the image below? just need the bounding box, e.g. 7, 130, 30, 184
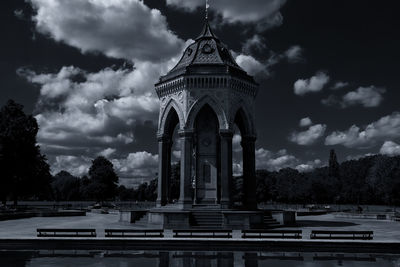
173, 229, 232, 238
105, 229, 164, 238
37, 228, 96, 237
310, 230, 373, 240
242, 229, 302, 239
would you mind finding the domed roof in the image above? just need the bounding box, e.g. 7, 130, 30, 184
159, 22, 256, 84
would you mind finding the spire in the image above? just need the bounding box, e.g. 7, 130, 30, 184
196, 0, 215, 40
197, 0, 216, 41
206, 0, 210, 21
197, 21, 215, 40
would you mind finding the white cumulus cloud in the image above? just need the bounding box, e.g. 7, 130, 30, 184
236, 54, 269, 77
341, 86, 386, 108
290, 124, 327, 145
323, 85, 386, 108
256, 148, 298, 171
295, 159, 322, 172
284, 45, 303, 63
112, 151, 158, 179
331, 81, 349, 90
299, 117, 312, 127
294, 71, 330, 95
98, 148, 117, 158
380, 141, 400, 156
325, 112, 400, 148
29, 0, 184, 63
51, 155, 92, 177
19, 65, 164, 180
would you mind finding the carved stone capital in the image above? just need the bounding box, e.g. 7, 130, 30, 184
219, 129, 234, 139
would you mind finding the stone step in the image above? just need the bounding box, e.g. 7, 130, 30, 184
133, 214, 148, 226
192, 211, 223, 227
263, 215, 280, 227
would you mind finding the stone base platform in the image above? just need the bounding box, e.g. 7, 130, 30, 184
146, 208, 266, 229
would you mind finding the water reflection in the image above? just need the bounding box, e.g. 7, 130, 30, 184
1, 251, 399, 267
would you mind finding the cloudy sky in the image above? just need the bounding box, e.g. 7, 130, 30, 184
1, 0, 400, 186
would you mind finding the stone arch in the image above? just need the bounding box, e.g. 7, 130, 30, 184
158, 99, 185, 135
231, 102, 255, 136
186, 95, 228, 130
194, 104, 220, 203
231, 102, 257, 210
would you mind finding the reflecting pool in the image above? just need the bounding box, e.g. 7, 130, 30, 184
1, 251, 400, 267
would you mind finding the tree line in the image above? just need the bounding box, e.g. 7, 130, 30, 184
252, 150, 400, 205
0, 100, 119, 204
1, 100, 399, 205
132, 150, 400, 206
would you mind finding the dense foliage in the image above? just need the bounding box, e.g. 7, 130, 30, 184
51, 157, 119, 202
87, 156, 119, 201
131, 153, 400, 205
117, 179, 157, 201
51, 154, 400, 205
253, 154, 400, 205
0, 100, 52, 204
117, 163, 179, 202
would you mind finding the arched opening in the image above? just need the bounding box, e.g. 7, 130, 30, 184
233, 108, 251, 207
164, 106, 179, 137
193, 104, 220, 204
169, 123, 180, 203
232, 124, 243, 205
159, 106, 181, 205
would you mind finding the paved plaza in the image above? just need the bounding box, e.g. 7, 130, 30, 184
0, 212, 399, 242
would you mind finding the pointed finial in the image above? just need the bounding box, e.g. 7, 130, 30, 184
206, 0, 210, 21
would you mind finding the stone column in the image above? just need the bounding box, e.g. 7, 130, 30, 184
156, 134, 170, 207
220, 129, 233, 209
166, 138, 172, 203
178, 130, 193, 209
242, 135, 257, 210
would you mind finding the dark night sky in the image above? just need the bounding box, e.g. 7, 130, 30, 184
1, 0, 399, 186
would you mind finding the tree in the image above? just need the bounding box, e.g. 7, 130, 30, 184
0, 100, 52, 205
117, 185, 137, 201
136, 182, 148, 201
52, 171, 81, 201
329, 149, 340, 178
79, 175, 91, 200
88, 156, 119, 201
